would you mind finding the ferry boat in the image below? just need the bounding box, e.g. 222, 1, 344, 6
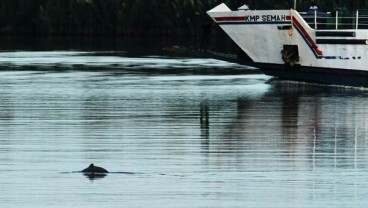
207, 3, 368, 87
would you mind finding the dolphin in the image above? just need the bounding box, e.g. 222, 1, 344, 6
82, 163, 109, 173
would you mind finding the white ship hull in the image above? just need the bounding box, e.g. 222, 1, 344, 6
208, 4, 368, 86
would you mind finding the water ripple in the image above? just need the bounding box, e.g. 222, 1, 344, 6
0, 51, 256, 73
0, 51, 368, 208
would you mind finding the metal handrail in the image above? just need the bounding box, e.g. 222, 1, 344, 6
302, 11, 368, 30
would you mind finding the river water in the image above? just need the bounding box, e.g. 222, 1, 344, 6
1, 38, 368, 208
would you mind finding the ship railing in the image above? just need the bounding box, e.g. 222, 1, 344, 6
301, 10, 368, 30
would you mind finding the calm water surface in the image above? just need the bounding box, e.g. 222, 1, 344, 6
1, 42, 368, 207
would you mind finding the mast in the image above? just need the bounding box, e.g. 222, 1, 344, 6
293, 0, 296, 9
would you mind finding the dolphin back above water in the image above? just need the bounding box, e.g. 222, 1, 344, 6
82, 163, 109, 173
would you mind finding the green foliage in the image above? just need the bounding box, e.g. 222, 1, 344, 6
0, 0, 366, 36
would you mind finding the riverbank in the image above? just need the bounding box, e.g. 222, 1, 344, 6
0, 36, 239, 57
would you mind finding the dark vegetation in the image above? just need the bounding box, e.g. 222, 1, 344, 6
0, 0, 367, 36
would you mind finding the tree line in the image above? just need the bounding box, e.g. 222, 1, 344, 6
0, 0, 367, 36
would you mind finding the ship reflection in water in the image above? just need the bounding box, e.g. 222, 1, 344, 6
0, 51, 368, 207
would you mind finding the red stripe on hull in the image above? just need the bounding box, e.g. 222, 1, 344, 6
292, 16, 323, 56
214, 16, 244, 22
